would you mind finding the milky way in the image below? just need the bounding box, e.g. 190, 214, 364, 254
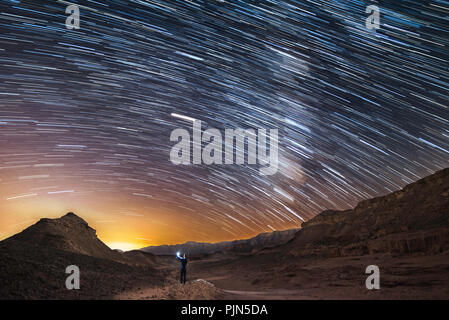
0, 0, 448, 247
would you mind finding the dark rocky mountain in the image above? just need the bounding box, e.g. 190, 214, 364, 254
278, 167, 449, 258
0, 212, 164, 299
3, 212, 120, 260
141, 228, 300, 256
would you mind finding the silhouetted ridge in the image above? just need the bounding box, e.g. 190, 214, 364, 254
60, 212, 88, 223
283, 167, 449, 257
0, 212, 165, 299
3, 212, 117, 259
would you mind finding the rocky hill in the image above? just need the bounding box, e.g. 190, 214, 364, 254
281, 168, 449, 257
185, 168, 449, 300
0, 212, 164, 299
2, 212, 121, 260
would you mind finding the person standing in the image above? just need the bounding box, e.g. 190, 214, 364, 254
177, 253, 188, 284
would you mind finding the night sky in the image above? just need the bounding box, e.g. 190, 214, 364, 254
0, 0, 448, 250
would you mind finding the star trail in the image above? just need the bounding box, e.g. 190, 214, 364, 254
0, 0, 448, 249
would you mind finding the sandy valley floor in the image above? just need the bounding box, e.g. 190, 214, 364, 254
116, 251, 449, 300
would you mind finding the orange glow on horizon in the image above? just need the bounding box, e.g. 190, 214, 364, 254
0, 187, 301, 248
105, 241, 141, 252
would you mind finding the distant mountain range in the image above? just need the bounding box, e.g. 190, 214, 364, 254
140, 228, 300, 256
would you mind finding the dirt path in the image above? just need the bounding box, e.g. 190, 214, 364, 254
115, 278, 226, 300
221, 289, 319, 300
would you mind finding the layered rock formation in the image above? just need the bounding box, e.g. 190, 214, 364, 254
283, 168, 449, 257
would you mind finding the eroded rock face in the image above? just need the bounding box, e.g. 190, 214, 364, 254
0, 212, 165, 299
286, 168, 449, 257
3, 212, 118, 260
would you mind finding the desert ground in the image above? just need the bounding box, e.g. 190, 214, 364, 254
116, 250, 449, 300
117, 168, 449, 300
